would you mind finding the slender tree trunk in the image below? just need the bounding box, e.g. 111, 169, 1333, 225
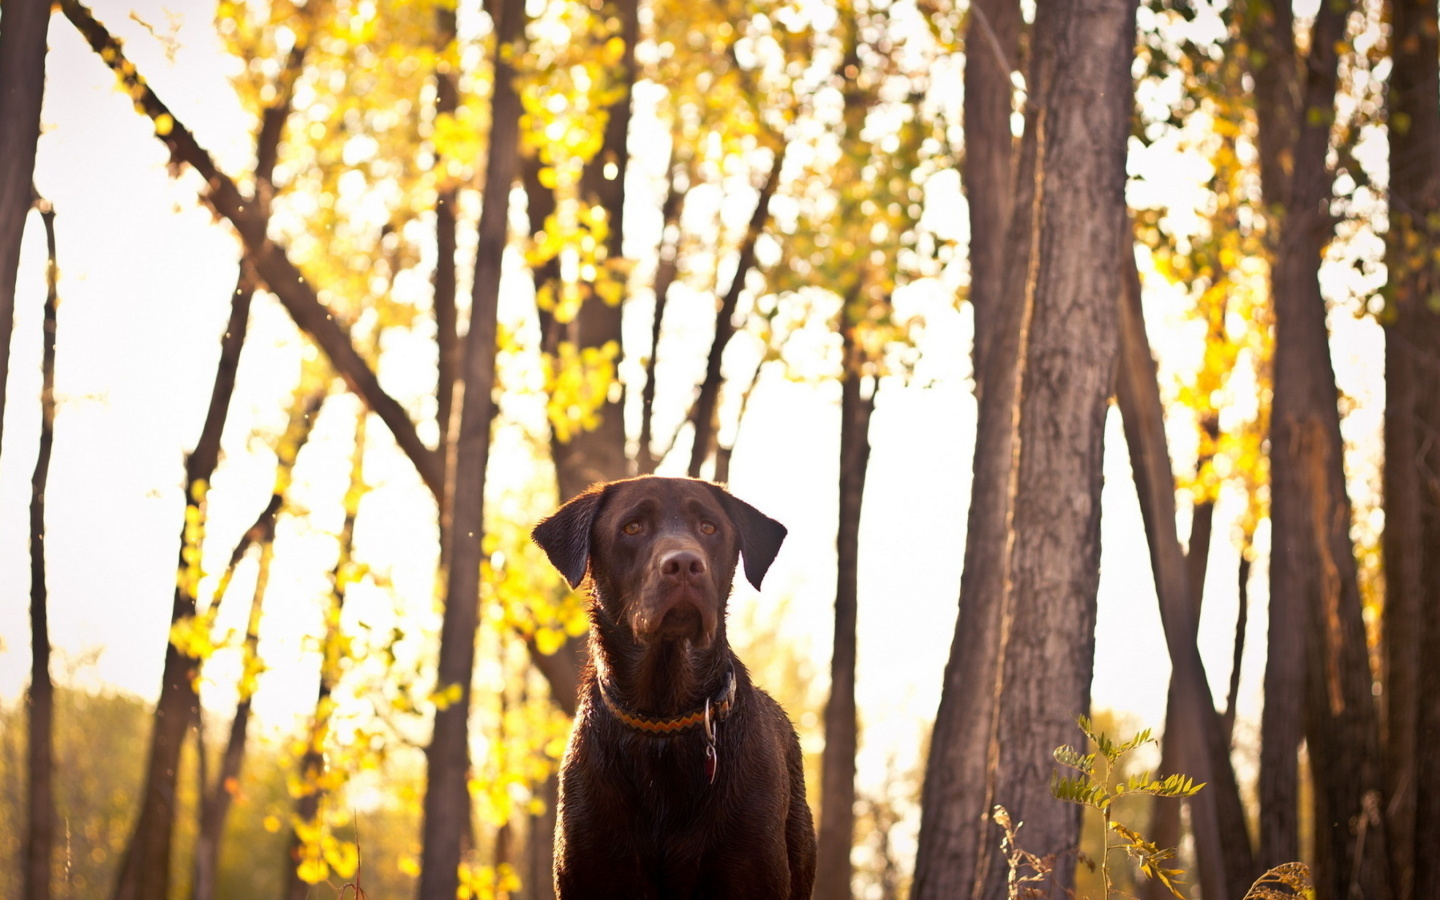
417, 0, 525, 892
24, 201, 58, 900
1384, 3, 1440, 899
977, 3, 1136, 897
637, 164, 686, 475
0, 0, 51, 456
285, 411, 365, 900
434, 2, 461, 550
687, 147, 785, 478
1115, 242, 1255, 899
814, 324, 875, 900
911, 2, 1025, 896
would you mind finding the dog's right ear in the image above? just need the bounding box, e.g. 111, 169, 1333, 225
532, 485, 607, 589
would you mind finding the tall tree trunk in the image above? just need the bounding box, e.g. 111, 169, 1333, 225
417, 0, 524, 892
103, 24, 302, 891
814, 323, 875, 900
977, 2, 1136, 896
24, 200, 58, 900
911, 1, 1025, 896
1383, 2, 1440, 898
1254, 2, 1392, 897
1115, 242, 1255, 899
0, 0, 51, 457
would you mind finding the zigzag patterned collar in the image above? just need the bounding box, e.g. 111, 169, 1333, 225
596, 667, 737, 737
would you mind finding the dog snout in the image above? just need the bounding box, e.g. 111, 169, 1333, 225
659, 549, 707, 581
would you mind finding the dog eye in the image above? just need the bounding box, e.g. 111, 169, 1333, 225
622, 520, 643, 535
699, 521, 717, 535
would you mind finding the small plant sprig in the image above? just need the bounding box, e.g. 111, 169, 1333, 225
1050, 715, 1204, 899
1242, 861, 1313, 899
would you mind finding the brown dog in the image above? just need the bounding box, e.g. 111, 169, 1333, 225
532, 476, 816, 899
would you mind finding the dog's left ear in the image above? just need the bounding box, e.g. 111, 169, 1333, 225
532, 485, 607, 589
712, 486, 788, 590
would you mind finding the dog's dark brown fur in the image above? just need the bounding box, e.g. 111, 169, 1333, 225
533, 476, 816, 899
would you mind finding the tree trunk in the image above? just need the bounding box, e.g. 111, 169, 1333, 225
636, 164, 687, 475
814, 325, 875, 900
285, 410, 365, 900
0, 0, 51, 456
976, 2, 1135, 896
549, 0, 638, 502
1114, 241, 1256, 899
1254, 2, 1393, 898
416, 0, 524, 892
910, 2, 1021, 894
24, 201, 58, 900
1383, 2, 1440, 898
434, 2, 461, 550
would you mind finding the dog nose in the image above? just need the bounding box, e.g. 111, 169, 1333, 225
660, 549, 706, 580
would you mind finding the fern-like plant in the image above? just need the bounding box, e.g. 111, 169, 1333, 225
1050, 715, 1204, 899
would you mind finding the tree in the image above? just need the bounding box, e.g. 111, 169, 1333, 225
0, 0, 51, 461
1245, 1, 1393, 896
912, 0, 1022, 893
974, 1, 1137, 896
24, 199, 58, 900
417, 0, 526, 894
1382, 2, 1440, 898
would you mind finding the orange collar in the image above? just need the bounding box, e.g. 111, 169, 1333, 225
597, 668, 736, 736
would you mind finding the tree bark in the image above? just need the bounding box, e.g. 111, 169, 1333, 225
1114, 242, 1255, 899
416, 0, 525, 892
24, 201, 58, 900
814, 324, 875, 900
976, 2, 1136, 897
1383, 2, 1440, 898
0, 0, 51, 459
911, 1, 1026, 895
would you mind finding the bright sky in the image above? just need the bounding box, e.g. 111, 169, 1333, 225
0, 0, 1388, 838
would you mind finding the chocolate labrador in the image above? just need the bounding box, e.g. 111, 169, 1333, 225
532, 475, 816, 899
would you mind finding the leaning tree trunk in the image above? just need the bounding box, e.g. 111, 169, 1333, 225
976, 1, 1136, 897
814, 322, 875, 900
416, 0, 524, 892
910, 1, 1021, 895
1257, 2, 1392, 898
0, 0, 51, 457
1115, 242, 1255, 899
1383, 2, 1440, 899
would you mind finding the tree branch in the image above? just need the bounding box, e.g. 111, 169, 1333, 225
57, 0, 443, 498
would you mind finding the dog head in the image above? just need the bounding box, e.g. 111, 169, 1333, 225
532, 476, 787, 648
